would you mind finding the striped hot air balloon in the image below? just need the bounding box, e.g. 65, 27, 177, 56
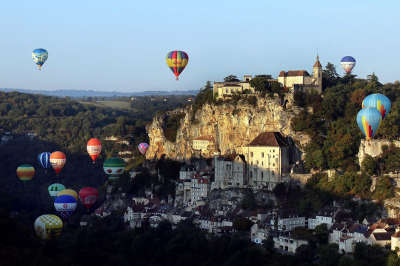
362, 93, 391, 119
16, 164, 35, 182
103, 157, 126, 180
57, 189, 78, 201
340, 56, 356, 74
38, 152, 51, 169
138, 143, 149, 155
48, 183, 66, 199
166, 50, 189, 80
50, 151, 66, 175
356, 107, 382, 141
32, 48, 48, 70
87, 138, 102, 163
34, 214, 63, 240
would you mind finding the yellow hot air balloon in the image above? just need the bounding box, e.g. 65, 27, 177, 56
57, 189, 78, 201
34, 214, 63, 240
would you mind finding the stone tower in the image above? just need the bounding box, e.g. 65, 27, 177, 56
313, 55, 322, 93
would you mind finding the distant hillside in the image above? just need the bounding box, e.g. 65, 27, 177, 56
0, 88, 198, 98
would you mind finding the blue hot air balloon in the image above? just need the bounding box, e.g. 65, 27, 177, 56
54, 195, 77, 219
362, 93, 391, 119
32, 48, 48, 70
356, 107, 382, 141
38, 152, 52, 169
340, 56, 356, 74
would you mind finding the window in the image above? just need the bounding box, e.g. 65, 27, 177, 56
261, 172, 263, 179
256, 160, 259, 165
250, 152, 253, 157
273, 163, 275, 167
272, 171, 274, 176
262, 161, 264, 166
225, 88, 228, 93
261, 152, 264, 158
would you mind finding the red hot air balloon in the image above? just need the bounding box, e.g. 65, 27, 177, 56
87, 138, 102, 163
79, 187, 99, 209
50, 151, 66, 175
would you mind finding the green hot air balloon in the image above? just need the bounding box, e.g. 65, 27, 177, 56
48, 183, 66, 199
103, 157, 126, 180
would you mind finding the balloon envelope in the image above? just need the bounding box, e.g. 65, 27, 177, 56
48, 183, 66, 198
32, 48, 48, 70
50, 151, 66, 174
166, 51, 189, 80
34, 214, 63, 240
340, 56, 356, 73
138, 143, 149, 155
38, 152, 52, 169
87, 138, 102, 162
356, 107, 382, 140
79, 187, 99, 209
57, 189, 78, 201
362, 93, 391, 119
54, 195, 77, 219
16, 164, 35, 181
103, 157, 126, 180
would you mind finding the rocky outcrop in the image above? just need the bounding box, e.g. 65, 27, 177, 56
146, 95, 310, 161
357, 139, 400, 166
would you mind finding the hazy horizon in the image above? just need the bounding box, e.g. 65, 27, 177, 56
1, 0, 399, 91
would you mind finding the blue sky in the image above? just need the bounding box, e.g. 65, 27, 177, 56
0, 0, 399, 91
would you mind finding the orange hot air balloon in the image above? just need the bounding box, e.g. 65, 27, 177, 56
50, 151, 66, 175
87, 138, 102, 163
79, 187, 99, 209
16, 164, 35, 182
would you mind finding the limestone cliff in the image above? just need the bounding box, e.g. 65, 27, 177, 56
357, 139, 400, 166
146, 96, 310, 161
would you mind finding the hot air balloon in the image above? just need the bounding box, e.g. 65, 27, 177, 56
50, 151, 66, 175
340, 56, 356, 74
103, 157, 126, 180
16, 164, 35, 182
356, 107, 382, 141
87, 138, 102, 163
362, 93, 391, 119
54, 195, 77, 219
32, 48, 48, 70
138, 143, 149, 155
57, 189, 78, 201
79, 187, 99, 209
38, 152, 52, 169
166, 50, 189, 80
48, 183, 66, 199
34, 214, 63, 240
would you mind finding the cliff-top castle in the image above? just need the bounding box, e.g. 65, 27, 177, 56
213, 56, 322, 99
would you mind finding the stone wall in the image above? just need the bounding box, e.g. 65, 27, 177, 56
357, 139, 400, 166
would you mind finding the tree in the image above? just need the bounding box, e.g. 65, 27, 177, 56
362, 155, 378, 176
224, 75, 240, 82
240, 189, 257, 210
314, 223, 329, 245
322, 62, 339, 88
232, 217, 253, 231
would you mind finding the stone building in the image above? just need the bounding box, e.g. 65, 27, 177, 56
277, 56, 322, 94
212, 154, 247, 190
242, 132, 290, 190
213, 75, 255, 99
192, 135, 215, 153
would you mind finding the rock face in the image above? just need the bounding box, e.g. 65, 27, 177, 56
146, 95, 310, 161
357, 139, 400, 166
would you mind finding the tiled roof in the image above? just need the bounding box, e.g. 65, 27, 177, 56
373, 232, 392, 241
248, 132, 288, 147
279, 70, 310, 77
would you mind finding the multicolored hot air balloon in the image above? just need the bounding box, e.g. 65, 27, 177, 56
54, 195, 77, 219
340, 56, 356, 74
362, 93, 391, 119
87, 138, 102, 163
103, 157, 126, 180
57, 189, 78, 201
38, 152, 51, 169
34, 214, 63, 240
48, 183, 66, 199
79, 187, 99, 209
138, 143, 149, 155
32, 48, 48, 70
356, 107, 382, 141
16, 164, 35, 182
166, 50, 189, 80
50, 151, 66, 175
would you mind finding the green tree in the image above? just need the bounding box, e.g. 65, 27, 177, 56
224, 75, 240, 82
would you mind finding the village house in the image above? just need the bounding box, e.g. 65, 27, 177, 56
329, 223, 371, 253
308, 215, 333, 230
251, 222, 271, 244
273, 234, 308, 254
192, 135, 215, 152
213, 75, 256, 100
191, 177, 211, 205
275, 215, 306, 232
242, 132, 290, 190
